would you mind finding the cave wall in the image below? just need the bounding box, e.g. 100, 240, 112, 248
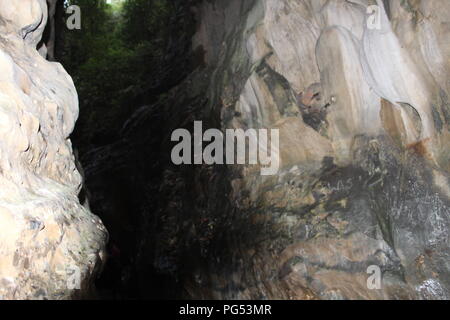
189, 0, 450, 299
0, 0, 107, 299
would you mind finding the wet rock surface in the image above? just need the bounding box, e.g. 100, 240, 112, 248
84, 0, 450, 299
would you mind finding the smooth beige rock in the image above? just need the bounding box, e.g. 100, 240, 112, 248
0, 0, 107, 299
222, 0, 450, 167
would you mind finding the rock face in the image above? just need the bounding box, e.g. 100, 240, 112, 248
85, 0, 450, 299
0, 0, 107, 299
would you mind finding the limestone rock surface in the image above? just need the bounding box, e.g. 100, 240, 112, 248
187, 0, 450, 299
0, 0, 107, 299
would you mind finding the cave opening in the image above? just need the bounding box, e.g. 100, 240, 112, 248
52, 0, 201, 299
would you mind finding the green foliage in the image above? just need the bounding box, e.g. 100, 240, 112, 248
59, 0, 173, 150
121, 0, 170, 46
